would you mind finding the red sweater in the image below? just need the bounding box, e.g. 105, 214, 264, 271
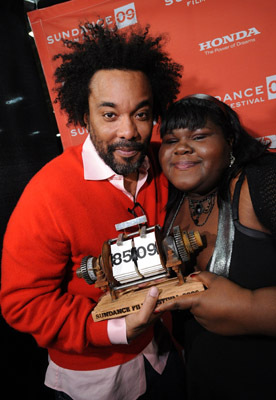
1, 143, 168, 371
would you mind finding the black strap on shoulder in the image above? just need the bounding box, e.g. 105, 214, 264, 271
232, 171, 246, 222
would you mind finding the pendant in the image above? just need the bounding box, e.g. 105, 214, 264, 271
188, 191, 217, 227
195, 203, 203, 215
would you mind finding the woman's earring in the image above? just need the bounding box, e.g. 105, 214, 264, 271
229, 152, 235, 167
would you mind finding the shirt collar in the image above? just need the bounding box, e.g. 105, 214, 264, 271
82, 135, 150, 181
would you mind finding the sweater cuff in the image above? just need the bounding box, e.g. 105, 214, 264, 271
107, 317, 128, 344
86, 315, 111, 347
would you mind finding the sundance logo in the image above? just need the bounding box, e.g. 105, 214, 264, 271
114, 2, 137, 29
199, 27, 260, 51
258, 135, 276, 149
47, 3, 137, 45
215, 74, 276, 111
266, 75, 276, 100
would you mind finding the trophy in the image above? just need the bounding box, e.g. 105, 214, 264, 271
77, 215, 204, 321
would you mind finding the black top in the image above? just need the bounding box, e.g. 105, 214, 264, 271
229, 171, 276, 289
172, 157, 276, 400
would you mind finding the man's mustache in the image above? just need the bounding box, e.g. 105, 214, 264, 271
107, 140, 145, 153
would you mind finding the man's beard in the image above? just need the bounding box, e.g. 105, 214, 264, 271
90, 134, 150, 176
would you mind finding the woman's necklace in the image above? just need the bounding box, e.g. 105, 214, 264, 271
188, 190, 217, 227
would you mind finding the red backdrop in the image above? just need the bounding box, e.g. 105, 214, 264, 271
28, 0, 276, 150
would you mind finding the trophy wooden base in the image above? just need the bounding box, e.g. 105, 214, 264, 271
92, 278, 204, 321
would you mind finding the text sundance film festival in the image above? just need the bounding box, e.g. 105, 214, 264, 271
46, 2, 138, 45
214, 75, 276, 149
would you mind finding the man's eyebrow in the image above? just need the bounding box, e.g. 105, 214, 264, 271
135, 100, 152, 110
98, 101, 115, 108
97, 99, 152, 110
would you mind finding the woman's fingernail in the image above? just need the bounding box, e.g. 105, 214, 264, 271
190, 272, 200, 278
153, 309, 160, 314
149, 287, 159, 298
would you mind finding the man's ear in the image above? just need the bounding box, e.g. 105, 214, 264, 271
84, 113, 89, 129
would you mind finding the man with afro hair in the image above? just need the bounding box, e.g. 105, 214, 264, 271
1, 24, 184, 400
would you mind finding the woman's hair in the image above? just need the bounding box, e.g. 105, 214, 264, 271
160, 94, 268, 207
53, 24, 182, 126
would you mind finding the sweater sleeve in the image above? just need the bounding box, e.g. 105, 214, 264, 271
0, 175, 112, 353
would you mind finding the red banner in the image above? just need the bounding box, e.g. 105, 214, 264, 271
28, 0, 276, 150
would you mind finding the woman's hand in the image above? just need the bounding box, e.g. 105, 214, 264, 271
125, 286, 163, 341
155, 271, 276, 336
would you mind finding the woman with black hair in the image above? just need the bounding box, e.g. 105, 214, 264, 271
156, 94, 276, 399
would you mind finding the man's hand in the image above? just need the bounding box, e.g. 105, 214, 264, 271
125, 286, 162, 341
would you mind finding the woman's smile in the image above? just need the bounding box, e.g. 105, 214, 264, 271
172, 160, 199, 170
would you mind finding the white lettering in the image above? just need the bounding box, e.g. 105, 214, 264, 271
235, 30, 247, 40
266, 75, 276, 100
233, 91, 242, 100
54, 33, 62, 42
248, 27, 261, 37
218, 86, 265, 103
244, 88, 253, 97
72, 28, 79, 36
96, 18, 104, 27
46, 16, 115, 45
237, 38, 256, 47
114, 3, 137, 29
221, 97, 265, 109
71, 127, 88, 137
106, 15, 113, 25
214, 46, 229, 53
269, 82, 276, 93
222, 34, 235, 44
165, 0, 205, 6
199, 27, 260, 51
62, 30, 70, 39
258, 135, 276, 149
47, 36, 54, 45
224, 94, 232, 102
212, 38, 223, 47
256, 86, 264, 95
199, 41, 212, 51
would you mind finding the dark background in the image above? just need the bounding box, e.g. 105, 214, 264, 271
0, 1, 70, 398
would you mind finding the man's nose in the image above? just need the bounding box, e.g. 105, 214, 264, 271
117, 116, 138, 140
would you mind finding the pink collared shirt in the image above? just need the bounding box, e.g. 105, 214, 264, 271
45, 136, 168, 400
